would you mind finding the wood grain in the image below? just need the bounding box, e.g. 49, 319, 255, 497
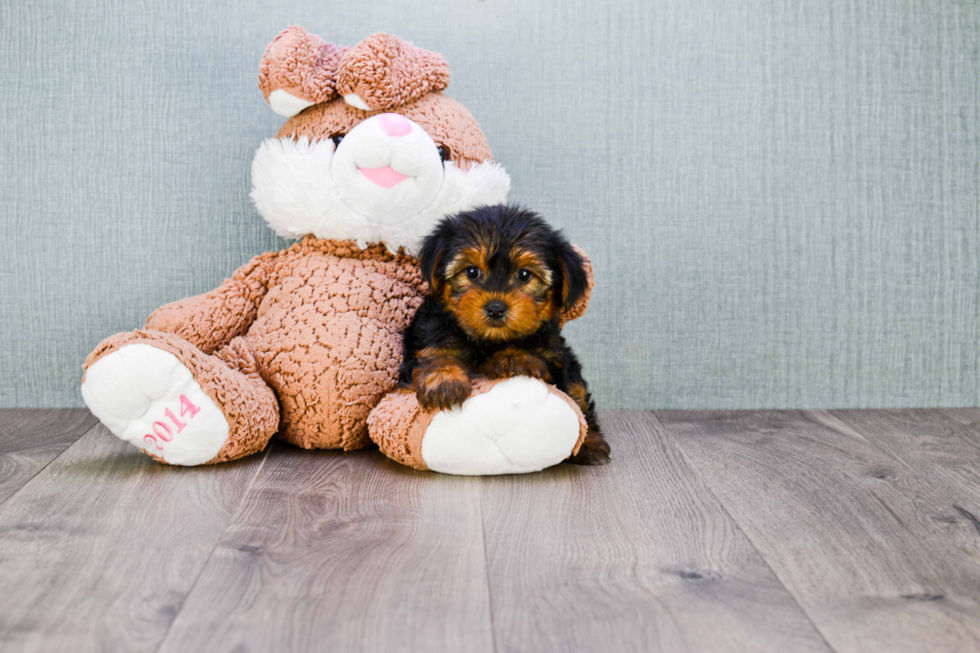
0, 424, 267, 652
657, 410, 980, 653
158, 446, 493, 653
0, 408, 97, 506
824, 409, 980, 513
480, 411, 830, 653
7, 409, 980, 651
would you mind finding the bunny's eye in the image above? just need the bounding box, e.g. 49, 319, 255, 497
438, 145, 451, 162
465, 265, 481, 280
331, 134, 345, 148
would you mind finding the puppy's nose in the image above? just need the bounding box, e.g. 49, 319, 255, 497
484, 301, 508, 320
378, 113, 412, 137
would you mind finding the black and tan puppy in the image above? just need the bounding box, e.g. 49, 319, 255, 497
399, 204, 610, 465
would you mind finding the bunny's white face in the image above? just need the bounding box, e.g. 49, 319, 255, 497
250, 113, 510, 255
331, 113, 447, 223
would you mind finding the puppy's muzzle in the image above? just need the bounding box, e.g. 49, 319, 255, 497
484, 300, 508, 321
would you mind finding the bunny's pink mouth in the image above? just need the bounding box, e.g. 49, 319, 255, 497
358, 166, 411, 189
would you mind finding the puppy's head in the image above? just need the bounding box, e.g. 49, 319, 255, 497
419, 205, 587, 341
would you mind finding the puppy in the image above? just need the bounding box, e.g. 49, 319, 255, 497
398, 204, 610, 465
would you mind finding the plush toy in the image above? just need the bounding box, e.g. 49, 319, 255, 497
81, 27, 593, 475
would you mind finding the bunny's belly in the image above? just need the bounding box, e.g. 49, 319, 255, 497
246, 250, 423, 449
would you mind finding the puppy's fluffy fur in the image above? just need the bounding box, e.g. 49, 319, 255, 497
399, 204, 610, 465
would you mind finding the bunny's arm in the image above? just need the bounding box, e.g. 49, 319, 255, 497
144, 251, 280, 355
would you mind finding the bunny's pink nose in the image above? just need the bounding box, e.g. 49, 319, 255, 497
378, 113, 412, 137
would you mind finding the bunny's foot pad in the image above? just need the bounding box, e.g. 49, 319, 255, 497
82, 344, 230, 466
370, 377, 586, 475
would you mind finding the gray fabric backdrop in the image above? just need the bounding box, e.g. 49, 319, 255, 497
1, 0, 978, 409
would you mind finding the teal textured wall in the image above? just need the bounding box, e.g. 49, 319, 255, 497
1, 0, 978, 409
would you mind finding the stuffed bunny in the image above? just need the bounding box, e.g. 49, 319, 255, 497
81, 27, 592, 474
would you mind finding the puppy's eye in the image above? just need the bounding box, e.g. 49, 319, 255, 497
331, 134, 345, 148
465, 265, 481, 280
517, 269, 532, 283
438, 145, 451, 162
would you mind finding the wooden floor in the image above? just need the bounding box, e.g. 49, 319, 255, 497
1, 409, 979, 652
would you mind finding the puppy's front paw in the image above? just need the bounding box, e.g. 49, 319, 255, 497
484, 349, 550, 381
566, 432, 611, 466
416, 368, 472, 412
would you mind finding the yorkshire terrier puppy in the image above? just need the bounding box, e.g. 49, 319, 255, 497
399, 204, 610, 465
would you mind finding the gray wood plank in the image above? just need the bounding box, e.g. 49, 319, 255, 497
824, 409, 980, 514
0, 408, 98, 505
480, 410, 831, 653
158, 446, 493, 653
0, 424, 267, 652
657, 410, 980, 653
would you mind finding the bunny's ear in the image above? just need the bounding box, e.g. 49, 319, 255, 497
258, 26, 349, 117
336, 33, 450, 112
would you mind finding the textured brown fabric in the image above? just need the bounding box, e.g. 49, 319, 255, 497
141, 237, 425, 452
258, 26, 349, 104
247, 238, 425, 450
146, 251, 278, 355
83, 329, 280, 464
367, 377, 588, 472
367, 387, 432, 471
336, 33, 450, 112
277, 92, 493, 170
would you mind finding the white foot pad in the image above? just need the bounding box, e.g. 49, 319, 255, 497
81, 344, 230, 466
420, 377, 581, 475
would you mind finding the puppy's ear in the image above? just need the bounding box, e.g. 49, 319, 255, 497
418, 228, 448, 295
555, 240, 588, 311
